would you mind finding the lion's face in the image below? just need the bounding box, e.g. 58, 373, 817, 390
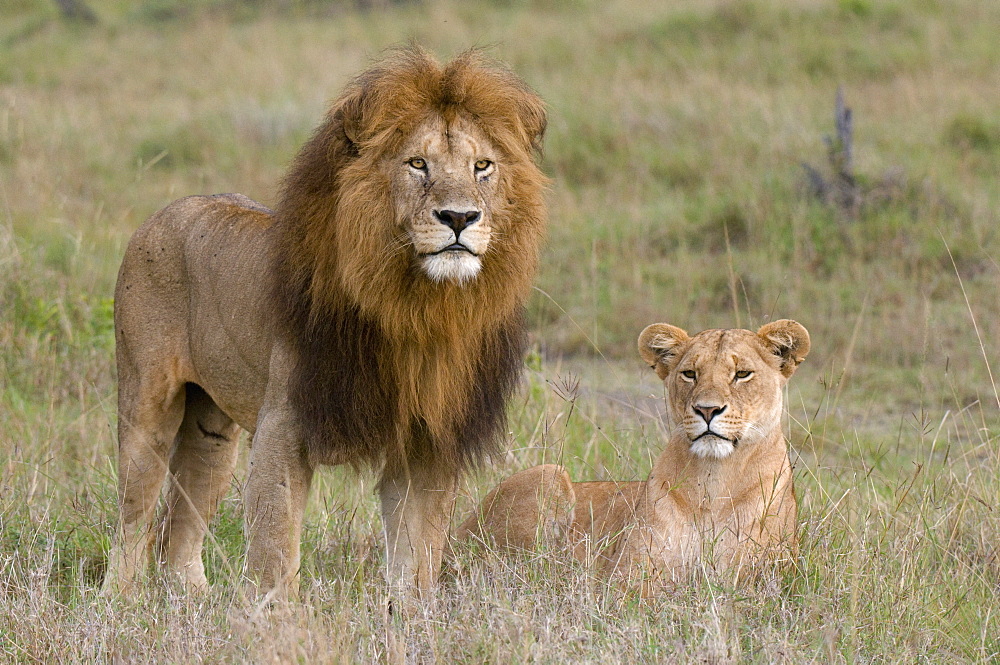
390, 114, 502, 285
639, 321, 810, 459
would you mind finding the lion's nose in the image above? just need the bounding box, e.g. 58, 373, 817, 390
435, 209, 481, 237
693, 403, 726, 424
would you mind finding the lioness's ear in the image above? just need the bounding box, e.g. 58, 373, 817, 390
757, 319, 810, 378
638, 324, 690, 380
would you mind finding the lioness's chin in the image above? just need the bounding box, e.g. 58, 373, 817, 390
689, 436, 736, 459
422, 252, 482, 284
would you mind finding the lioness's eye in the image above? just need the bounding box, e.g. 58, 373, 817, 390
474, 159, 492, 171
408, 157, 427, 170
681, 370, 696, 380
735, 370, 752, 380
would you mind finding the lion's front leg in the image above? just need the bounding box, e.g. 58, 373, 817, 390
378, 456, 458, 597
244, 407, 314, 599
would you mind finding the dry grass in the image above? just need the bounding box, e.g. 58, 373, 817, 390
2, 0, 999, 661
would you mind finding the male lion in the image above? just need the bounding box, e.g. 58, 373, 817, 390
103, 47, 548, 598
456, 320, 810, 591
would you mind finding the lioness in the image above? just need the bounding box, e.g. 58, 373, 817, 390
456, 320, 810, 590
103, 47, 548, 598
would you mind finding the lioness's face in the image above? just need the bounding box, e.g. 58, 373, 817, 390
392, 114, 501, 284
639, 322, 810, 460
666, 330, 785, 459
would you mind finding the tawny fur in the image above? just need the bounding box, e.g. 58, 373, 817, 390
456, 320, 810, 593
103, 46, 547, 599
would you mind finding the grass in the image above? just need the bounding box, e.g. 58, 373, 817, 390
2, 0, 999, 661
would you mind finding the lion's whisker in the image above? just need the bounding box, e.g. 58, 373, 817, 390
384, 235, 415, 260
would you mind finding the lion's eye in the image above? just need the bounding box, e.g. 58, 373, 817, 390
408, 157, 427, 170
474, 159, 492, 171
681, 370, 696, 381
734, 370, 753, 381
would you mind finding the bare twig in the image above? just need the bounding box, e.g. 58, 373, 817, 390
802, 87, 861, 219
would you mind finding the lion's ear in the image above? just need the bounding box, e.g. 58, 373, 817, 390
516, 92, 547, 153
757, 319, 810, 378
336, 87, 366, 146
638, 324, 690, 380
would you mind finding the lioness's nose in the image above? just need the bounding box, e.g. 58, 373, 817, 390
693, 403, 726, 423
435, 209, 481, 236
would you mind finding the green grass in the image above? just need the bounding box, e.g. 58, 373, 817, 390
2, 0, 1000, 661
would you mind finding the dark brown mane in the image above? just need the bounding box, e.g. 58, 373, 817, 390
271, 46, 547, 472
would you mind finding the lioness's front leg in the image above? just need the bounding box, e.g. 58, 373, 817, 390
244, 405, 314, 598
378, 455, 458, 596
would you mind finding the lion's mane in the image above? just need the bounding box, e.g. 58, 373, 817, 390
272, 46, 548, 473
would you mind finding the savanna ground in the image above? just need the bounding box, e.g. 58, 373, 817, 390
2, 0, 999, 661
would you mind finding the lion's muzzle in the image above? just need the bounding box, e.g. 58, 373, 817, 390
417, 207, 488, 284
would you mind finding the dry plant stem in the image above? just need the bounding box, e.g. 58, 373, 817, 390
943, 233, 1000, 411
